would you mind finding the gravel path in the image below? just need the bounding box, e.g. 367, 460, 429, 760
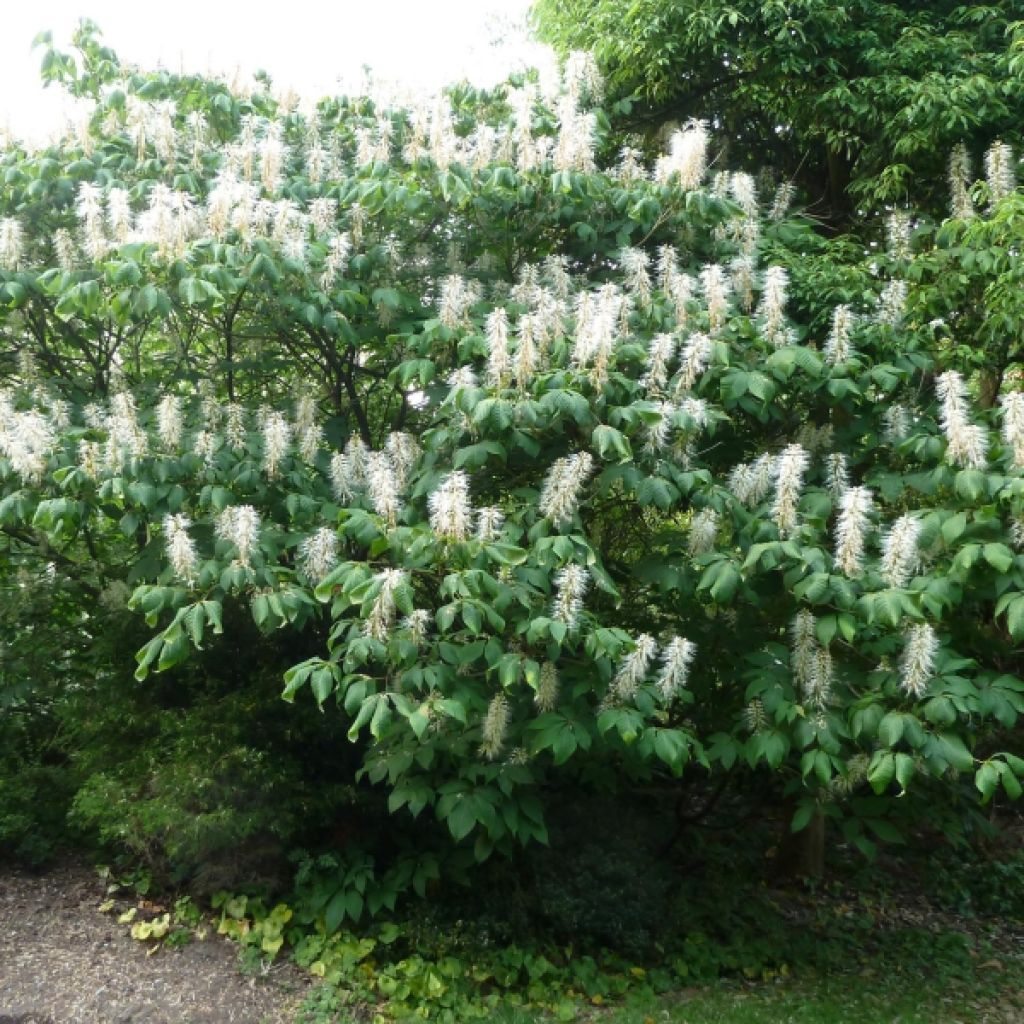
0, 863, 309, 1024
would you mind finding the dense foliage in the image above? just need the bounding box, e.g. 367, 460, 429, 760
0, 23, 1022, 931
531, 0, 1024, 220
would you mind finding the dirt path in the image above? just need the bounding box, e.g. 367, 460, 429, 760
0, 863, 309, 1024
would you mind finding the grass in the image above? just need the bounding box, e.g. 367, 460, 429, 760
599, 974, 1022, 1024
479, 958, 1024, 1024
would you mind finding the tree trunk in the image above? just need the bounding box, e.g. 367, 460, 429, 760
798, 807, 826, 879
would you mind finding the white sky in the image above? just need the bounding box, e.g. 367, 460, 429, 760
0, 0, 544, 141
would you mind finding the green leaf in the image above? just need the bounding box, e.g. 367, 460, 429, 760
868, 752, 895, 794
592, 424, 632, 461
982, 543, 1013, 574
878, 712, 904, 747
941, 512, 967, 545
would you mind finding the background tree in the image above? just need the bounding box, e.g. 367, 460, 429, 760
531, 0, 1024, 223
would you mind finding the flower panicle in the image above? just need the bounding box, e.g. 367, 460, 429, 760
163, 513, 199, 584
900, 623, 938, 699
539, 452, 594, 528
834, 485, 873, 576
880, 514, 922, 588
657, 636, 696, 701
551, 563, 590, 634
428, 470, 473, 541
299, 526, 338, 583
612, 633, 658, 702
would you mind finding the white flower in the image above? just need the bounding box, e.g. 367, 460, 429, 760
730, 172, 758, 215
770, 182, 796, 220
791, 610, 818, 696
261, 411, 291, 477
806, 646, 833, 709
514, 314, 540, 390
438, 274, 480, 329
259, 121, 287, 193
699, 264, 730, 333
78, 440, 102, 479
1000, 391, 1024, 468
772, 444, 810, 537
612, 633, 658, 701
366, 451, 401, 527
193, 430, 218, 465
0, 410, 56, 482
887, 211, 912, 259
756, 266, 789, 347
553, 94, 596, 173
884, 404, 910, 443
475, 506, 505, 542
76, 182, 109, 261
877, 280, 907, 328
225, 403, 247, 451
900, 623, 939, 699
657, 637, 696, 701
676, 333, 713, 394
620, 247, 652, 304
642, 333, 676, 392
729, 453, 776, 507
163, 513, 199, 584
54, 228, 78, 270
429, 470, 473, 541
563, 49, 603, 103
824, 453, 849, 498
299, 526, 338, 583
984, 140, 1015, 208
330, 437, 369, 501
551, 564, 589, 634
535, 661, 560, 712
480, 693, 510, 760
655, 120, 708, 190
385, 432, 421, 490
644, 400, 676, 454
665, 269, 695, 329
447, 366, 479, 396
402, 608, 431, 644
216, 505, 261, 567
319, 232, 352, 291
0, 218, 24, 269
485, 307, 510, 388
656, 245, 679, 290
937, 370, 986, 469
824, 305, 855, 365
688, 508, 718, 556
539, 452, 594, 527
730, 256, 755, 312
156, 395, 183, 452
834, 486, 873, 576
948, 144, 974, 219
571, 283, 624, 380
298, 423, 323, 463
364, 567, 408, 642
880, 514, 922, 588
107, 187, 133, 243
294, 394, 318, 433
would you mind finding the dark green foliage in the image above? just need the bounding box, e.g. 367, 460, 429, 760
532, 0, 1024, 220
530, 796, 677, 956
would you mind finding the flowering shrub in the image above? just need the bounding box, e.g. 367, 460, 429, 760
1, 25, 1022, 885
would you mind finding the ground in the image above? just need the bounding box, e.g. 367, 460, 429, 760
0, 862, 307, 1024
2, 857, 1023, 1024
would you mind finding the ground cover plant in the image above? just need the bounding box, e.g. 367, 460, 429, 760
0, 16, 1022, 1023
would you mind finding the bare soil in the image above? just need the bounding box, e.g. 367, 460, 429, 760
0, 861, 309, 1024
